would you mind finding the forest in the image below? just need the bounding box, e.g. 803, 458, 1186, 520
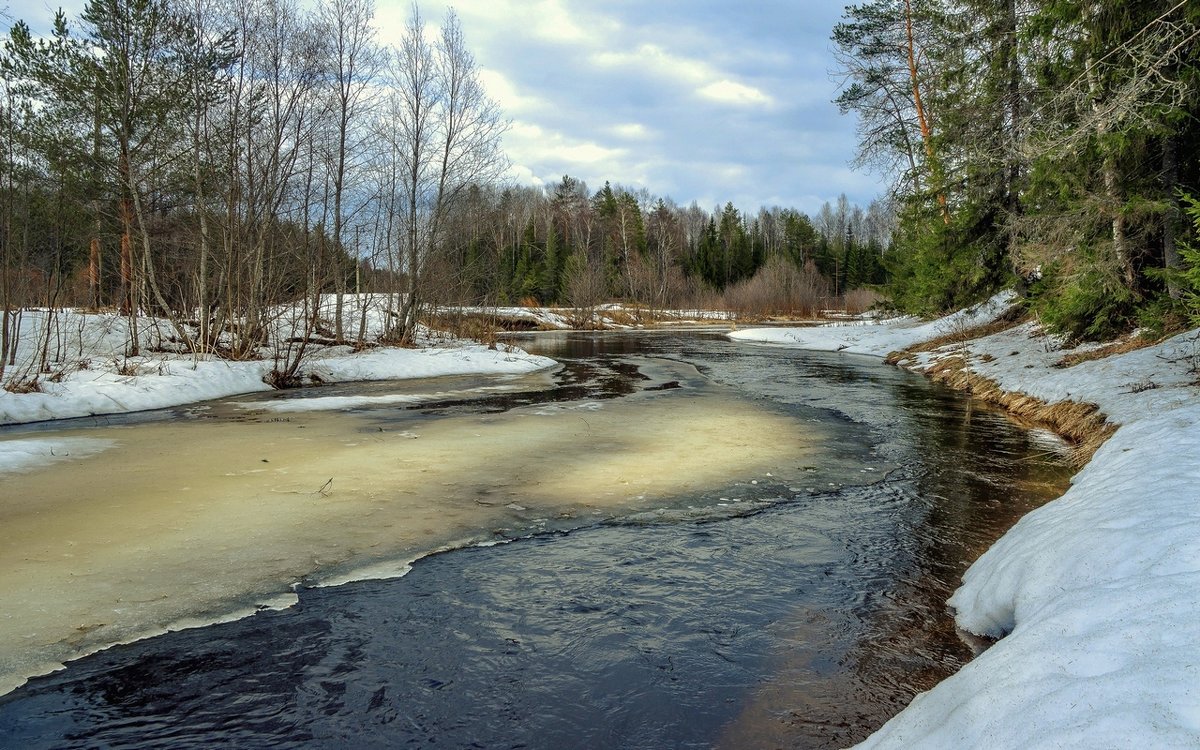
0, 0, 891, 384
4, 0, 1199, 388
834, 0, 1200, 338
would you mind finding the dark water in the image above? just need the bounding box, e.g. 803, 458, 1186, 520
0, 332, 1072, 749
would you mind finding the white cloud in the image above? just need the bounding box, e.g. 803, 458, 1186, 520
478, 68, 545, 115
452, 0, 612, 46
530, 0, 589, 43
505, 162, 545, 188
506, 122, 627, 168
592, 43, 711, 84
696, 80, 773, 107
591, 43, 772, 109
610, 123, 653, 140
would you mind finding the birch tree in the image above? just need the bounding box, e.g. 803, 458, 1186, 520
382, 5, 507, 342
316, 0, 380, 343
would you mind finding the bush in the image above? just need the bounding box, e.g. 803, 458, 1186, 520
720, 256, 830, 318
1176, 194, 1200, 325
1031, 260, 1139, 341
842, 288, 884, 314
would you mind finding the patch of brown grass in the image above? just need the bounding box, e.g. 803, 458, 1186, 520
920, 356, 1116, 466
3, 376, 43, 394
425, 313, 503, 345
904, 305, 1029, 355
602, 308, 641, 327
1054, 333, 1160, 368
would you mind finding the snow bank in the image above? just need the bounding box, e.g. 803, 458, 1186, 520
728, 291, 1015, 355
1, 306, 554, 438
448, 303, 735, 329
731, 297, 1200, 748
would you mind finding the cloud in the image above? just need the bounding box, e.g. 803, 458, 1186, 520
591, 43, 711, 85
610, 123, 653, 140
452, 0, 612, 46
477, 68, 545, 115
696, 80, 773, 107
505, 122, 628, 175
590, 43, 771, 107
528, 0, 590, 43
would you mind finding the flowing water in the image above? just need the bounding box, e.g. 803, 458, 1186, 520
0, 331, 1073, 748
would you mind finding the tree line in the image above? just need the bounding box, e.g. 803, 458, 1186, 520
1, 0, 900, 384
427, 177, 893, 315
834, 0, 1200, 338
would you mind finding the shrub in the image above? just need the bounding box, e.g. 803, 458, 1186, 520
842, 288, 883, 314
720, 256, 830, 318
1031, 260, 1139, 341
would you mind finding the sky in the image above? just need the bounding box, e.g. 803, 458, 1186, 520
378, 0, 885, 216
12, 0, 887, 217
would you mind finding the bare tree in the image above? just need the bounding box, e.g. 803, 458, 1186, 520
216, 0, 323, 362
645, 198, 684, 311
316, 0, 380, 343
381, 5, 507, 343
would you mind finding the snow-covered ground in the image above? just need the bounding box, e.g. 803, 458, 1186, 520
731, 298, 1200, 748
0, 299, 555, 431
0, 295, 741, 433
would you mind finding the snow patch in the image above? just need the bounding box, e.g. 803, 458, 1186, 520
0, 437, 115, 475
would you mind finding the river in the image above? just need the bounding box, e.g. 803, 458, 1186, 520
0, 330, 1072, 748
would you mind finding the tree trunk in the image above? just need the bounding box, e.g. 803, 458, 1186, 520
119, 189, 140, 355
1101, 154, 1135, 288
1002, 0, 1023, 275
1086, 42, 1135, 291
1162, 134, 1181, 299
903, 0, 950, 225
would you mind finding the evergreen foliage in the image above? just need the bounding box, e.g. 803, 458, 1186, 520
835, 0, 1200, 338
1174, 195, 1200, 325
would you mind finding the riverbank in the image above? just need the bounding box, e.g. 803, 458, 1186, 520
730, 297, 1200, 747
0, 302, 556, 438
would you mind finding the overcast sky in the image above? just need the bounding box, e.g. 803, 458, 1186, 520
375, 0, 885, 216
15, 0, 885, 216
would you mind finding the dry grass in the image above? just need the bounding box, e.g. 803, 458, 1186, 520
602, 308, 641, 327
3, 376, 42, 394
903, 305, 1029, 356
425, 312, 503, 346
1054, 333, 1160, 368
